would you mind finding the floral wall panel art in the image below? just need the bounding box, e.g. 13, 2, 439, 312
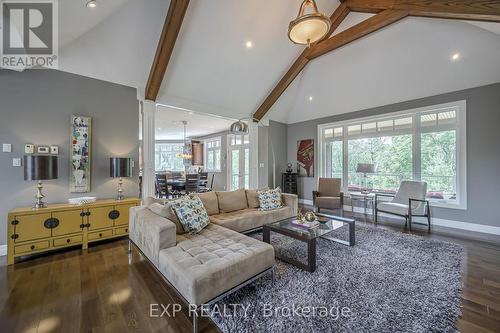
297, 139, 314, 177
70, 115, 91, 192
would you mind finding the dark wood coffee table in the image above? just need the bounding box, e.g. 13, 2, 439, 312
263, 213, 355, 272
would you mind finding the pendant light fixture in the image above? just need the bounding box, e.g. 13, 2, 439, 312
288, 0, 331, 46
177, 121, 192, 160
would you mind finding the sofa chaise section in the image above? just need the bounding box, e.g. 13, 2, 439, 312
158, 223, 274, 305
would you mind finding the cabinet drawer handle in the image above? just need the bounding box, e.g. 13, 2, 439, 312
125, 228, 128, 233
11, 219, 19, 225
30, 245, 35, 250
80, 224, 85, 229
86, 212, 91, 216
80, 212, 86, 217
99, 233, 102, 237
86, 223, 91, 228
67, 239, 71, 243
11, 234, 19, 240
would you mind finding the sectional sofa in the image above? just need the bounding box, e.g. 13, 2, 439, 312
129, 189, 298, 332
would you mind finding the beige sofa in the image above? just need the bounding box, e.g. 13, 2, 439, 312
129, 189, 298, 331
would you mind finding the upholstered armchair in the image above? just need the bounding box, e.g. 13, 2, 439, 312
312, 178, 344, 215
375, 181, 431, 231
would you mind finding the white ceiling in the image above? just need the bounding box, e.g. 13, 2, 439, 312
59, 0, 131, 48
57, 0, 500, 125
155, 105, 235, 141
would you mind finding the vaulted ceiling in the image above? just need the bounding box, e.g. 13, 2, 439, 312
58, 0, 500, 124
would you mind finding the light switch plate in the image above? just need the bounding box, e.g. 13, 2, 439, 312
12, 158, 21, 167
259, 163, 265, 168
2, 144, 12, 152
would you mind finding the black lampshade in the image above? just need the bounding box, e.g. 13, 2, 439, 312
110, 157, 132, 178
24, 155, 58, 181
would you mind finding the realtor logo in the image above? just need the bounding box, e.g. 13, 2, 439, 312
1, 0, 58, 69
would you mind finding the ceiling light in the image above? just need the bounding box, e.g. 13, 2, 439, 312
288, 0, 331, 46
245, 41, 253, 49
451, 53, 460, 61
86, 0, 97, 8
308, 96, 313, 101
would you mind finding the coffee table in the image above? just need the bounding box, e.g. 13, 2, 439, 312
263, 214, 355, 272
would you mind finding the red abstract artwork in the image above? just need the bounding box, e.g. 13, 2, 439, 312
297, 139, 314, 177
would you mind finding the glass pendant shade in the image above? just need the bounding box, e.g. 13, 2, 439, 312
288, 0, 331, 45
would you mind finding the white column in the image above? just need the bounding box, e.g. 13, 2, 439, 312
141, 100, 156, 198
248, 121, 259, 189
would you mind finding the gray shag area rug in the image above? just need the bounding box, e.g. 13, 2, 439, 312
206, 224, 464, 333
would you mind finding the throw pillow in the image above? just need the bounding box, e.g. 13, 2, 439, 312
171, 194, 210, 234
257, 187, 283, 211
148, 202, 185, 234
216, 189, 248, 213
246, 189, 261, 208
197, 191, 219, 215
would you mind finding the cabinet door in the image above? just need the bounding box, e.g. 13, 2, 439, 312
113, 203, 136, 226
87, 207, 114, 230
13, 213, 52, 243
52, 209, 84, 236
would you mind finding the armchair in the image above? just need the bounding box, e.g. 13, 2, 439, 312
374, 181, 431, 231
312, 178, 344, 215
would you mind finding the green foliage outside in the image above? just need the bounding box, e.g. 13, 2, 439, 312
330, 130, 456, 196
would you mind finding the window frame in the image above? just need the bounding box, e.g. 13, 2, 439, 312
203, 136, 222, 172
318, 100, 467, 210
154, 141, 185, 172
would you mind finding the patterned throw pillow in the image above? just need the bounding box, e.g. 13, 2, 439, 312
171, 194, 210, 234
257, 187, 283, 211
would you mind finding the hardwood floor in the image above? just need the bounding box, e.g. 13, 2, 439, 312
0, 213, 499, 333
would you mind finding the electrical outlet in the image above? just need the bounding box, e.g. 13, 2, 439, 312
12, 158, 21, 167
3, 144, 12, 152
259, 163, 265, 168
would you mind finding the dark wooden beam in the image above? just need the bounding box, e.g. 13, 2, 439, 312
345, 0, 500, 22
145, 0, 190, 101
307, 9, 408, 60
253, 3, 350, 120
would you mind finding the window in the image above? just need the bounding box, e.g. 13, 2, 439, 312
204, 137, 222, 172
227, 134, 250, 190
155, 142, 185, 171
319, 101, 466, 209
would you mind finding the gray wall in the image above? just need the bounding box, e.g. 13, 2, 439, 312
0, 69, 140, 246
287, 82, 500, 227
268, 120, 288, 188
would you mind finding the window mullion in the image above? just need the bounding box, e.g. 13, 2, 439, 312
342, 126, 348, 190
413, 113, 421, 181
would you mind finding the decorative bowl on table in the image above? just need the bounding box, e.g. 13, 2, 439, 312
317, 216, 329, 223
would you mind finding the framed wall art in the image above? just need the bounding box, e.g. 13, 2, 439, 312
70, 115, 91, 192
297, 139, 314, 177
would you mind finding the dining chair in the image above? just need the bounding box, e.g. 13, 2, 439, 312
374, 180, 430, 231
184, 174, 200, 194
155, 172, 169, 198
166, 171, 181, 198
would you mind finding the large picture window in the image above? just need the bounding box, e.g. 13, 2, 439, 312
319, 101, 466, 209
155, 142, 185, 171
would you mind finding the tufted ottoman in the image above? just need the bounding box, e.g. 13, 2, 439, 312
158, 223, 275, 306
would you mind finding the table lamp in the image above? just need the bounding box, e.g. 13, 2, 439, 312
24, 155, 58, 209
110, 157, 132, 200
356, 163, 375, 194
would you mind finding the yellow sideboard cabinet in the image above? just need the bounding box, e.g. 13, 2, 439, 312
7, 198, 140, 265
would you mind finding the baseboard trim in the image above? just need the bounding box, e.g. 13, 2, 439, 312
0, 245, 7, 256
299, 199, 314, 206
300, 200, 500, 236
